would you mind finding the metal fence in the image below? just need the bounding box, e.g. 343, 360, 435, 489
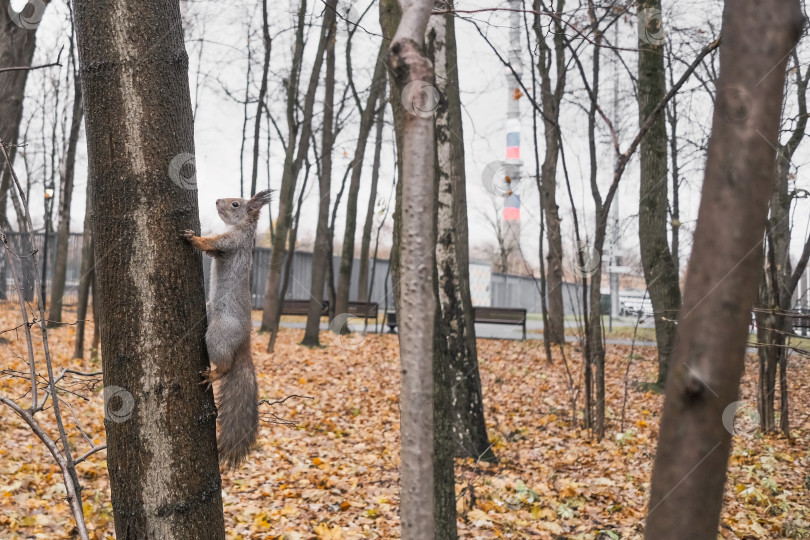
1, 232, 589, 315
0, 232, 85, 305
491, 272, 585, 316
203, 249, 397, 310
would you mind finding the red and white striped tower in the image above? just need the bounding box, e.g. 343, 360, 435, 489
503, 0, 523, 273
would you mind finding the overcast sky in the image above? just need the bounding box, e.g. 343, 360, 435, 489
13, 0, 810, 278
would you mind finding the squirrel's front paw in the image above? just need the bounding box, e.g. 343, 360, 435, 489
200, 367, 221, 389
182, 229, 195, 241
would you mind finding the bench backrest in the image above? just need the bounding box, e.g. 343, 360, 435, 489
790, 312, 810, 328
474, 306, 527, 322
281, 299, 328, 316
346, 302, 379, 318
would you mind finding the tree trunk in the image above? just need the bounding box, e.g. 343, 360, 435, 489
637, 0, 682, 386
357, 97, 385, 303
533, 0, 565, 345
0, 0, 50, 231
379, 0, 405, 316
334, 44, 387, 317
387, 1, 436, 537
301, 0, 338, 347
645, 1, 802, 536
48, 72, 84, 326
260, 0, 328, 341
73, 0, 225, 537
73, 179, 94, 359
427, 1, 494, 466
268, 161, 311, 352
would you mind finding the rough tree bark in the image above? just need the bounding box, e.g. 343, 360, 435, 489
357, 96, 385, 303
74, 0, 225, 537
533, 0, 565, 345
334, 44, 387, 318
387, 1, 436, 537
427, 0, 494, 466
645, 1, 802, 537
302, 0, 338, 347
48, 69, 84, 325
637, 0, 682, 386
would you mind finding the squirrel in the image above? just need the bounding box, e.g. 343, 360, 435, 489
182, 189, 273, 468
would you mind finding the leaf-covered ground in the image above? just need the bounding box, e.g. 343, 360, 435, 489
1, 305, 809, 538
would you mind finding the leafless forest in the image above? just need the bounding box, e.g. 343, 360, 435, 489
1, 0, 810, 538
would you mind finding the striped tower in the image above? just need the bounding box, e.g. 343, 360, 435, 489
503, 0, 523, 273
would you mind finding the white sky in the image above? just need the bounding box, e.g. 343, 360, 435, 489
11, 0, 810, 278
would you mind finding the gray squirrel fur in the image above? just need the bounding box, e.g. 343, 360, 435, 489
183, 189, 273, 468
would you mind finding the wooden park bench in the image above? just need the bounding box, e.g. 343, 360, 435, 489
789, 310, 810, 336
474, 307, 527, 340
346, 301, 379, 332
385, 306, 528, 340
280, 299, 328, 317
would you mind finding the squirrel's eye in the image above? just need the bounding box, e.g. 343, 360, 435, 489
232, 202, 239, 208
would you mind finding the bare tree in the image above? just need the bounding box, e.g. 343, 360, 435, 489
334, 44, 388, 317
533, 0, 566, 345
0, 0, 51, 232
261, 0, 329, 351
357, 96, 386, 303
73, 0, 225, 536
386, 0, 436, 536
49, 27, 84, 326
754, 50, 810, 435
426, 0, 492, 470
637, 0, 682, 386
249, 0, 271, 197
646, 0, 803, 536
301, 0, 338, 347
0, 136, 98, 539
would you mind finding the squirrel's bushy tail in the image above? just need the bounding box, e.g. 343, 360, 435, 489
216, 340, 258, 469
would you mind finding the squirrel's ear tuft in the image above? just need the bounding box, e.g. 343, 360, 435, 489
248, 189, 274, 212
